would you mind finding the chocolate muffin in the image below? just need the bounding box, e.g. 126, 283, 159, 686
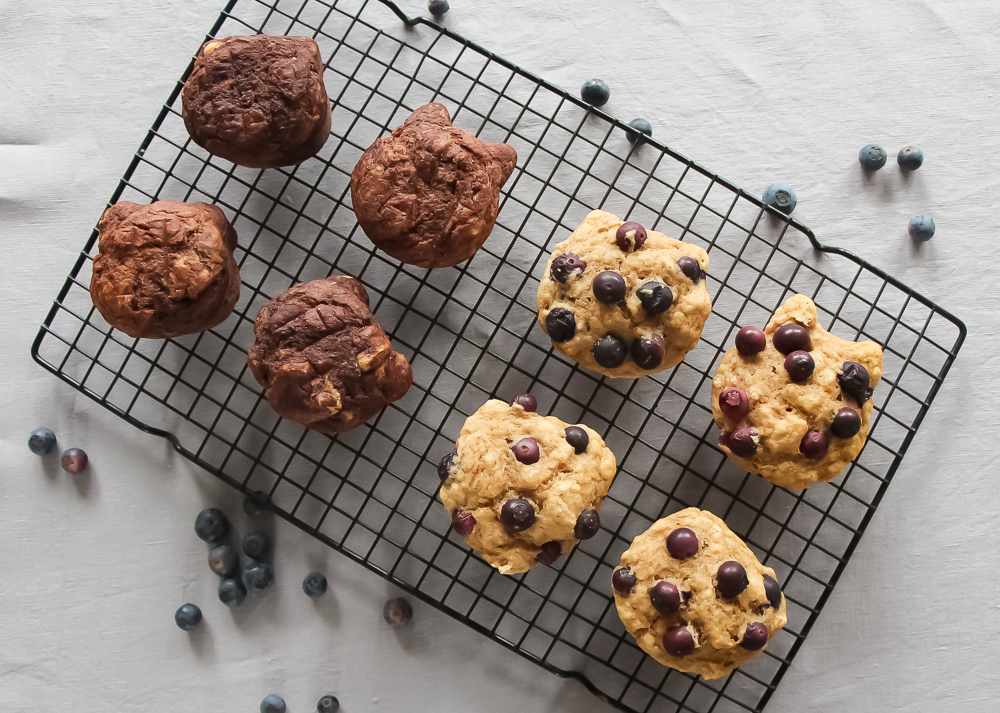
350, 103, 517, 268
247, 276, 412, 434
90, 201, 241, 339
181, 35, 332, 168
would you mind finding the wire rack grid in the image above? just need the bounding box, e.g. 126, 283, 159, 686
32, 1, 966, 711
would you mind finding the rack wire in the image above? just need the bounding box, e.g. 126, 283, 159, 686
32, 1, 966, 710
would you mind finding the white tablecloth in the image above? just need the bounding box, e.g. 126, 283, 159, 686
3, 0, 997, 710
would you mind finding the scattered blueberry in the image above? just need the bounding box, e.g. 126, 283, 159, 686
859, 144, 887, 171
666, 527, 699, 560
564, 426, 589, 454
499, 498, 535, 533
242, 561, 275, 597
383, 597, 413, 629
437, 452, 458, 482
550, 252, 586, 283
625, 117, 652, 143
799, 430, 829, 460
631, 334, 665, 370
772, 323, 811, 354
762, 574, 783, 609
592, 271, 627, 304
574, 509, 601, 540
580, 78, 610, 107
545, 308, 577, 342
676, 256, 703, 284
243, 490, 269, 516
451, 510, 476, 537
174, 603, 203, 631
208, 545, 239, 578
723, 427, 758, 458
649, 581, 681, 615
512, 437, 540, 465
611, 566, 637, 595
830, 407, 862, 439
535, 541, 562, 566
218, 577, 247, 608
317, 695, 341, 713
718, 387, 750, 421
908, 214, 935, 242
663, 626, 695, 657
28, 427, 56, 455
762, 183, 797, 215
194, 508, 229, 544
260, 694, 287, 713
717, 561, 749, 598
740, 622, 769, 651
243, 531, 270, 560
511, 393, 537, 412
615, 222, 647, 252
593, 334, 627, 369
428, 0, 449, 16
784, 350, 815, 382
636, 281, 673, 314
735, 326, 767, 356
302, 571, 328, 598
60, 448, 88, 475
838, 361, 873, 404
897, 146, 924, 171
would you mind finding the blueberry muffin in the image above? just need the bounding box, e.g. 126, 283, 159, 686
712, 294, 883, 489
351, 103, 517, 268
247, 276, 412, 434
437, 397, 617, 574
613, 508, 787, 680
182, 35, 331, 168
536, 210, 711, 378
91, 200, 240, 339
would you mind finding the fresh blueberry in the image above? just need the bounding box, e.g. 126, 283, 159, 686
499, 498, 535, 533
437, 451, 458, 482
243, 531, 270, 560
592, 271, 627, 304
194, 508, 229, 544
666, 528, 699, 560
208, 544, 239, 578
649, 581, 681, 614
740, 622, 769, 651
383, 597, 413, 629
317, 695, 341, 713
838, 361, 873, 404
242, 561, 275, 597
762, 183, 797, 215
260, 694, 286, 713
574, 509, 601, 540
763, 574, 783, 609
830, 407, 862, 438
60, 448, 88, 474
174, 603, 202, 631
545, 308, 577, 342
451, 510, 476, 537
580, 78, 610, 107
636, 281, 673, 314
784, 350, 815, 382
535, 541, 562, 566
717, 561, 749, 598
772, 323, 811, 354
799, 430, 829, 460
662, 626, 695, 657
550, 252, 586, 283
611, 566, 637, 595
512, 437, 540, 465
302, 571, 328, 598
28, 427, 56, 455
897, 146, 924, 171
218, 577, 247, 608
510, 393, 537, 412
615, 222, 647, 252
722, 427, 758, 458
909, 214, 935, 242
243, 490, 269, 516
625, 117, 652, 143
735, 326, 767, 356
718, 387, 750, 421
631, 334, 665, 370
859, 144, 887, 171
428, 0, 449, 16
593, 335, 627, 369
564, 426, 589, 454
676, 256, 703, 284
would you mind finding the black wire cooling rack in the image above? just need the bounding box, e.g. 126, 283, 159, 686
32, 1, 966, 711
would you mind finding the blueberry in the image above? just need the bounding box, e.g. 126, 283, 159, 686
838, 361, 873, 404
909, 214, 935, 242
317, 695, 341, 713
428, 0, 449, 16
218, 577, 247, 608
718, 387, 750, 421
564, 426, 589, 454
243, 490, 269, 516
717, 560, 749, 598
60, 448, 88, 474
437, 451, 458, 482
740, 622, 769, 651
722, 427, 758, 458
615, 222, 647, 252
260, 694, 286, 713
897, 146, 924, 171
174, 603, 202, 631
662, 626, 695, 657
194, 508, 229, 544
636, 281, 673, 314
550, 252, 586, 283
735, 326, 767, 356
649, 581, 681, 614
580, 78, 610, 107
242, 561, 275, 597
762, 574, 783, 609
242, 529, 269, 560
302, 571, 328, 598
383, 597, 413, 629
611, 566, 637, 595
762, 183, 797, 215
784, 350, 815, 382
574, 509, 601, 540
666, 528, 699, 560
28, 427, 56, 455
545, 308, 576, 342
859, 144, 887, 171
510, 393, 537, 412
208, 544, 239, 578
592, 271, 627, 304
499, 498, 535, 533
535, 541, 562, 566
593, 335, 627, 369
631, 334, 665, 370
676, 256, 703, 284
625, 117, 652, 143
451, 510, 476, 537
830, 407, 862, 438
512, 437, 540, 465
772, 323, 811, 354
799, 430, 829, 460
